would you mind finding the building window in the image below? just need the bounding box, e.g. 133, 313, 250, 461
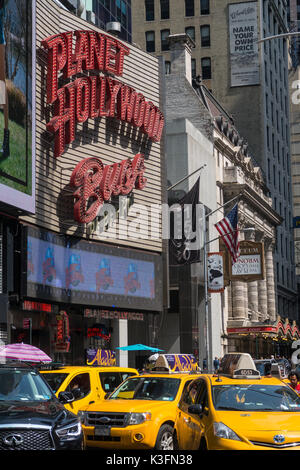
161, 29, 170, 51
145, 0, 154, 21
200, 0, 210, 14
160, 0, 169, 19
165, 60, 171, 74
145, 31, 155, 52
200, 25, 210, 47
185, 0, 194, 16
191, 58, 196, 78
201, 57, 211, 79
185, 26, 195, 41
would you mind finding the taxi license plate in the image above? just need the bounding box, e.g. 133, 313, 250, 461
95, 426, 111, 437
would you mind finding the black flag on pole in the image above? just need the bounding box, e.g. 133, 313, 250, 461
169, 177, 201, 266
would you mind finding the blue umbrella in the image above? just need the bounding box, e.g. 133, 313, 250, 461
116, 344, 164, 352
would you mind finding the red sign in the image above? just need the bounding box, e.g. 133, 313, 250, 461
22, 300, 57, 313
55, 311, 71, 352
70, 153, 147, 223
42, 30, 164, 158
227, 327, 277, 334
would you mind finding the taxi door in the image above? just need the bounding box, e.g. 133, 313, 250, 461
63, 371, 98, 414
176, 379, 208, 450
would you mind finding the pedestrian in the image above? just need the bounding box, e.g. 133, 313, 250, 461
287, 370, 300, 393
203, 358, 207, 371
213, 356, 220, 373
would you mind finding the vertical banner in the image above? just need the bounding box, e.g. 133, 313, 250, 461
207, 252, 224, 293
228, 1, 260, 87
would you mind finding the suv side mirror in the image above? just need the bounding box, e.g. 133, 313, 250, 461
188, 404, 203, 415
58, 391, 75, 404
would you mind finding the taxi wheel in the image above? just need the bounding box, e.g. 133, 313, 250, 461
155, 424, 175, 450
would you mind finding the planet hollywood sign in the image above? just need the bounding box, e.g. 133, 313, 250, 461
42, 30, 164, 224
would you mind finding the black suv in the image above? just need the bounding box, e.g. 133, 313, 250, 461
0, 362, 83, 450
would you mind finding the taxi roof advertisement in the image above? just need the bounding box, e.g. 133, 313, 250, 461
20, 0, 164, 255
0, 0, 36, 213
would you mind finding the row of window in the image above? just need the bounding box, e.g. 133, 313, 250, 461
145, 0, 210, 21
165, 57, 211, 79
145, 25, 210, 52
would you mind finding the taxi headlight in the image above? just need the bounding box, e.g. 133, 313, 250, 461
56, 421, 82, 440
213, 422, 241, 441
125, 412, 152, 425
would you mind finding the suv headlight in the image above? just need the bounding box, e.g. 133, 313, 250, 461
56, 421, 82, 441
125, 412, 152, 425
213, 422, 241, 441
77, 411, 86, 425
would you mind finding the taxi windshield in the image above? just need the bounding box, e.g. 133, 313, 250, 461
212, 384, 300, 412
0, 369, 53, 402
108, 376, 181, 401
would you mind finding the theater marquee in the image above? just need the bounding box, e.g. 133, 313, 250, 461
228, 240, 264, 281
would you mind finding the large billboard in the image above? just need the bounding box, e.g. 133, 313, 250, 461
0, 0, 35, 212
229, 1, 260, 87
22, 226, 163, 311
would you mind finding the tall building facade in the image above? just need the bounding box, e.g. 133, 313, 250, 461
132, 0, 298, 324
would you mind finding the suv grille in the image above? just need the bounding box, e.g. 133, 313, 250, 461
86, 412, 127, 427
0, 428, 53, 450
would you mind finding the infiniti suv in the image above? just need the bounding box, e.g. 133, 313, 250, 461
0, 362, 83, 450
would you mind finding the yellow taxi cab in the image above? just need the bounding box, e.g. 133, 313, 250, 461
40, 349, 138, 415
174, 353, 300, 450
78, 353, 201, 450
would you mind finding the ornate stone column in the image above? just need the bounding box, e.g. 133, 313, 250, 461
231, 281, 246, 320
265, 239, 277, 322
245, 229, 259, 322
258, 235, 268, 321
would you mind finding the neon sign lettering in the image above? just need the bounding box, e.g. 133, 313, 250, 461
42, 30, 165, 158
70, 153, 147, 224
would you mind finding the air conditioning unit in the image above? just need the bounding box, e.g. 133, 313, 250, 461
106, 22, 121, 37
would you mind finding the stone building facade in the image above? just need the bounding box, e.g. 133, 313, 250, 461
131, 0, 298, 332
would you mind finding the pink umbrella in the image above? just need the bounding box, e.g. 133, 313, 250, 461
0, 343, 52, 363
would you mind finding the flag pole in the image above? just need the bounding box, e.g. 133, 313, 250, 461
167, 164, 207, 191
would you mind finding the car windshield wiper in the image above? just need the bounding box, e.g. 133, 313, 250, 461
216, 406, 242, 411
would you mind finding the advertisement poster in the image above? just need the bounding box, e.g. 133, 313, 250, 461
0, 0, 35, 212
229, 1, 260, 87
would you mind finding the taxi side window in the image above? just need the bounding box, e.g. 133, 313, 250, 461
180, 380, 202, 407
66, 373, 91, 399
196, 381, 208, 408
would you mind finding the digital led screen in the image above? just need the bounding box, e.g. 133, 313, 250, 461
0, 0, 35, 212
22, 226, 163, 311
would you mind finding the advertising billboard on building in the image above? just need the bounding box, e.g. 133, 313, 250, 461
20, 0, 164, 256
0, 0, 35, 212
228, 1, 260, 87
22, 226, 163, 311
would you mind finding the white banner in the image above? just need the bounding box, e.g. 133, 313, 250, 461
207, 252, 224, 293
229, 2, 260, 87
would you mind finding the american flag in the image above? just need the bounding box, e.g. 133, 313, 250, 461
215, 203, 240, 264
